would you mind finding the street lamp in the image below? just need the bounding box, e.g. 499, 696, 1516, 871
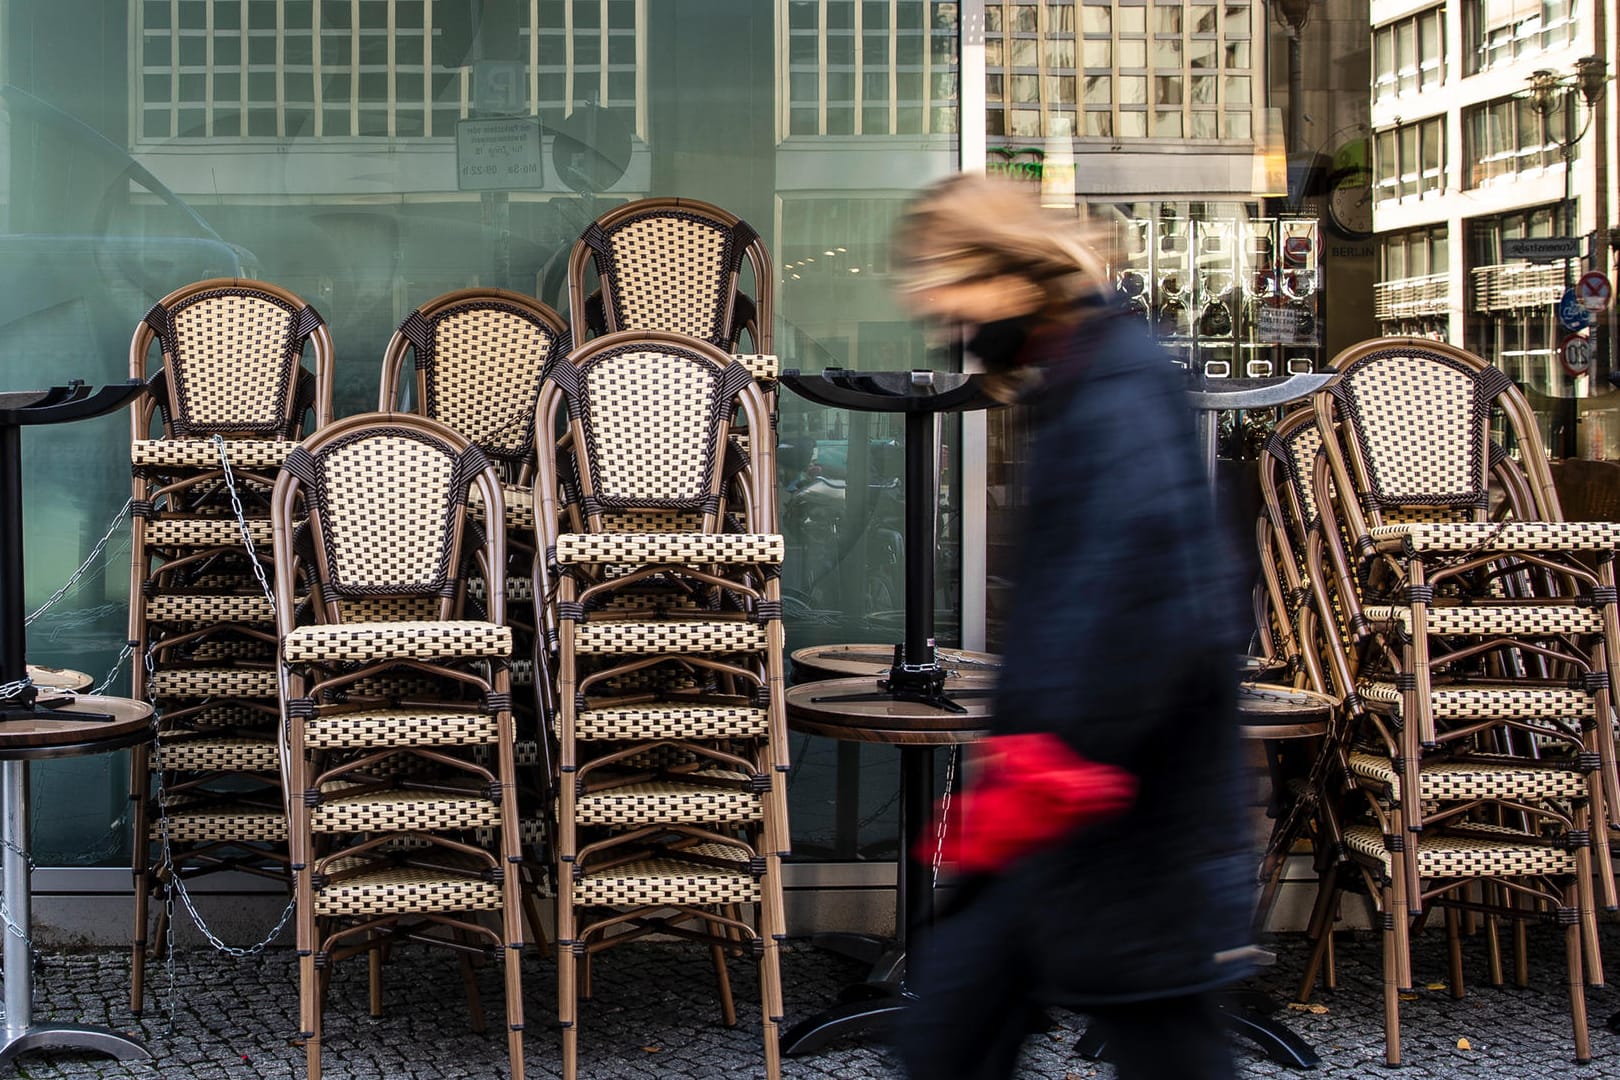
1525, 56, 1608, 286
1271, 0, 1316, 160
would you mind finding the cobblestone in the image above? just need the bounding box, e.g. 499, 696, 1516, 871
8, 924, 1620, 1078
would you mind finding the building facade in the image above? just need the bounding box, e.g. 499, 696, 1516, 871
0, 0, 1354, 930
1369, 0, 1616, 457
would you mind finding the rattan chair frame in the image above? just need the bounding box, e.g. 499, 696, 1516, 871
125, 278, 331, 1015
271, 412, 525, 1080
532, 331, 786, 1080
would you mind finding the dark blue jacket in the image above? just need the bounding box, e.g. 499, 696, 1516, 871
988, 303, 1253, 1004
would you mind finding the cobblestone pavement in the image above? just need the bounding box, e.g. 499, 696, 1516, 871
12, 924, 1620, 1078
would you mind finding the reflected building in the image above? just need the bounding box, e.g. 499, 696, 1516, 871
1368, 0, 1615, 457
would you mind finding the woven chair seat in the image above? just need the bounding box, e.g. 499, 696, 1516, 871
1347, 750, 1591, 802
154, 733, 280, 773
731, 353, 778, 382
282, 620, 513, 664
310, 788, 501, 834
312, 855, 503, 918
1359, 681, 1598, 723
468, 481, 535, 532
143, 517, 272, 548
569, 702, 770, 741
187, 639, 277, 662
1342, 823, 1580, 880
145, 594, 276, 624
132, 438, 296, 471
574, 777, 763, 827
148, 665, 278, 699
468, 575, 535, 603
1370, 521, 1620, 554
303, 708, 501, 750
150, 802, 286, 843
572, 620, 768, 656
1362, 603, 1605, 637
555, 532, 784, 566
572, 842, 760, 907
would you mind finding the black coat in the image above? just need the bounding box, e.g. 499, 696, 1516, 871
957, 305, 1253, 1005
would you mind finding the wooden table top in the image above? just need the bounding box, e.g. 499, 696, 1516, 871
785, 675, 996, 746
1236, 682, 1336, 741
28, 665, 93, 692
0, 694, 154, 760
791, 644, 1002, 681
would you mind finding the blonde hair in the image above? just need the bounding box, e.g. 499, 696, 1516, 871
894, 173, 1115, 318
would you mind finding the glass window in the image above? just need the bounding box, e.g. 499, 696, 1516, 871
24, 0, 965, 872
1154, 4, 1183, 33
1083, 75, 1111, 104
1120, 40, 1148, 66
1081, 4, 1112, 33
1118, 6, 1147, 33
1081, 40, 1110, 67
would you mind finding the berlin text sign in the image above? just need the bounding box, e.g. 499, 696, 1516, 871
1502, 237, 1581, 263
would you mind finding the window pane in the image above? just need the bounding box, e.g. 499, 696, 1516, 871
1047, 74, 1077, 102
1190, 4, 1219, 33
1082, 40, 1111, 67
1082, 74, 1110, 103
1119, 74, 1148, 104
1119, 109, 1149, 136
1154, 39, 1183, 67
1081, 4, 1113, 33
1154, 4, 1183, 33
1085, 109, 1114, 136
1120, 40, 1148, 66
1152, 109, 1183, 136
1223, 75, 1250, 103
1155, 75, 1183, 104
1189, 110, 1218, 137
1119, 6, 1147, 33
1224, 110, 1250, 138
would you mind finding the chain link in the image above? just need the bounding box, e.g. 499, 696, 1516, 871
930, 745, 958, 889
25, 498, 132, 626
92, 644, 135, 696
0, 835, 35, 947
210, 435, 277, 611
0, 677, 33, 703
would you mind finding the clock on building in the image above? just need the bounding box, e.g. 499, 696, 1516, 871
1326, 165, 1375, 241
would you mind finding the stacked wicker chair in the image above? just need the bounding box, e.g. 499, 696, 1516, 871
1264, 337, 1620, 1065
126, 277, 333, 1013
532, 330, 789, 1080
378, 287, 572, 935
270, 413, 526, 1080
565, 196, 779, 529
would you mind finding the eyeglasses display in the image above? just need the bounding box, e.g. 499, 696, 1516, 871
1106, 205, 1322, 381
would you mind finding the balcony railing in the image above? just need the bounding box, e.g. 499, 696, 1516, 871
1470, 260, 1575, 313
1373, 272, 1449, 320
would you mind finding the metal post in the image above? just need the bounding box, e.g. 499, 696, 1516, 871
902, 410, 937, 670
0, 425, 26, 693
1, 761, 29, 1043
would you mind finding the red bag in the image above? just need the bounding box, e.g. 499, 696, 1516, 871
924, 732, 1137, 875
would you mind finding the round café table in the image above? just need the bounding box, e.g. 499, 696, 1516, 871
790, 647, 1000, 861
0, 693, 154, 1068
25, 667, 93, 694
791, 645, 1001, 683
780, 674, 994, 1056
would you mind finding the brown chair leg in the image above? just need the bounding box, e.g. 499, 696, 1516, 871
1567, 907, 1591, 1064
1485, 909, 1504, 988
1445, 905, 1465, 1000
711, 941, 738, 1028
457, 932, 488, 1035
1382, 884, 1402, 1067
760, 941, 784, 1080
368, 940, 385, 1018
302, 950, 323, 1080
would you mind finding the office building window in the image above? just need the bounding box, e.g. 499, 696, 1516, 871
986, 0, 1255, 140
785, 0, 960, 136
1464, 93, 1574, 188
1373, 116, 1445, 203
1373, 8, 1444, 102
1464, 0, 1580, 75
136, 0, 647, 140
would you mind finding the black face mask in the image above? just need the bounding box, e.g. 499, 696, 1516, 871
966, 314, 1038, 373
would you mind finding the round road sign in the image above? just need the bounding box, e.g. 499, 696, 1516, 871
1577, 270, 1613, 313
1561, 333, 1594, 378
1559, 289, 1592, 331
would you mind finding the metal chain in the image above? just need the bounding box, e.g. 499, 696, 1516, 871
210, 435, 277, 611
92, 644, 134, 696
0, 834, 40, 1018
25, 499, 132, 626
930, 745, 958, 888
0, 678, 33, 703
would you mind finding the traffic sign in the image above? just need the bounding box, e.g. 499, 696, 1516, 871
1558, 289, 1592, 331
1577, 270, 1613, 312
1560, 334, 1594, 378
